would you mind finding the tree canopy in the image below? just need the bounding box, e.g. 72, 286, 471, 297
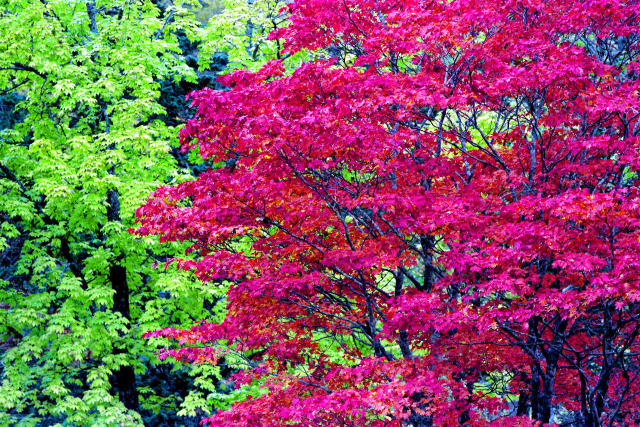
135, 0, 640, 425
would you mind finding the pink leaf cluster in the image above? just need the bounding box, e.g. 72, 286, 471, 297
135, 0, 640, 424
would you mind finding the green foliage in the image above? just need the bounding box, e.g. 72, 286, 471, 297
0, 0, 228, 424
197, 0, 307, 72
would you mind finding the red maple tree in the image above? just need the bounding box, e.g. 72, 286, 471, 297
134, 0, 640, 424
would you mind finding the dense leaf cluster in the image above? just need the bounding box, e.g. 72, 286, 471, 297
136, 0, 640, 425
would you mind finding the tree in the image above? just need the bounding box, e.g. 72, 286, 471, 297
136, 0, 640, 425
0, 0, 225, 424
197, 0, 292, 72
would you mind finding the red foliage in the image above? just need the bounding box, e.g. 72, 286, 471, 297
135, 0, 640, 424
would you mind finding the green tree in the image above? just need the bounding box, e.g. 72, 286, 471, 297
197, 0, 291, 71
0, 0, 223, 424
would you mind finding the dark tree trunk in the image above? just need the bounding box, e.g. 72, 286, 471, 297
419, 235, 435, 292
106, 186, 139, 411
529, 317, 567, 424
516, 391, 529, 416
